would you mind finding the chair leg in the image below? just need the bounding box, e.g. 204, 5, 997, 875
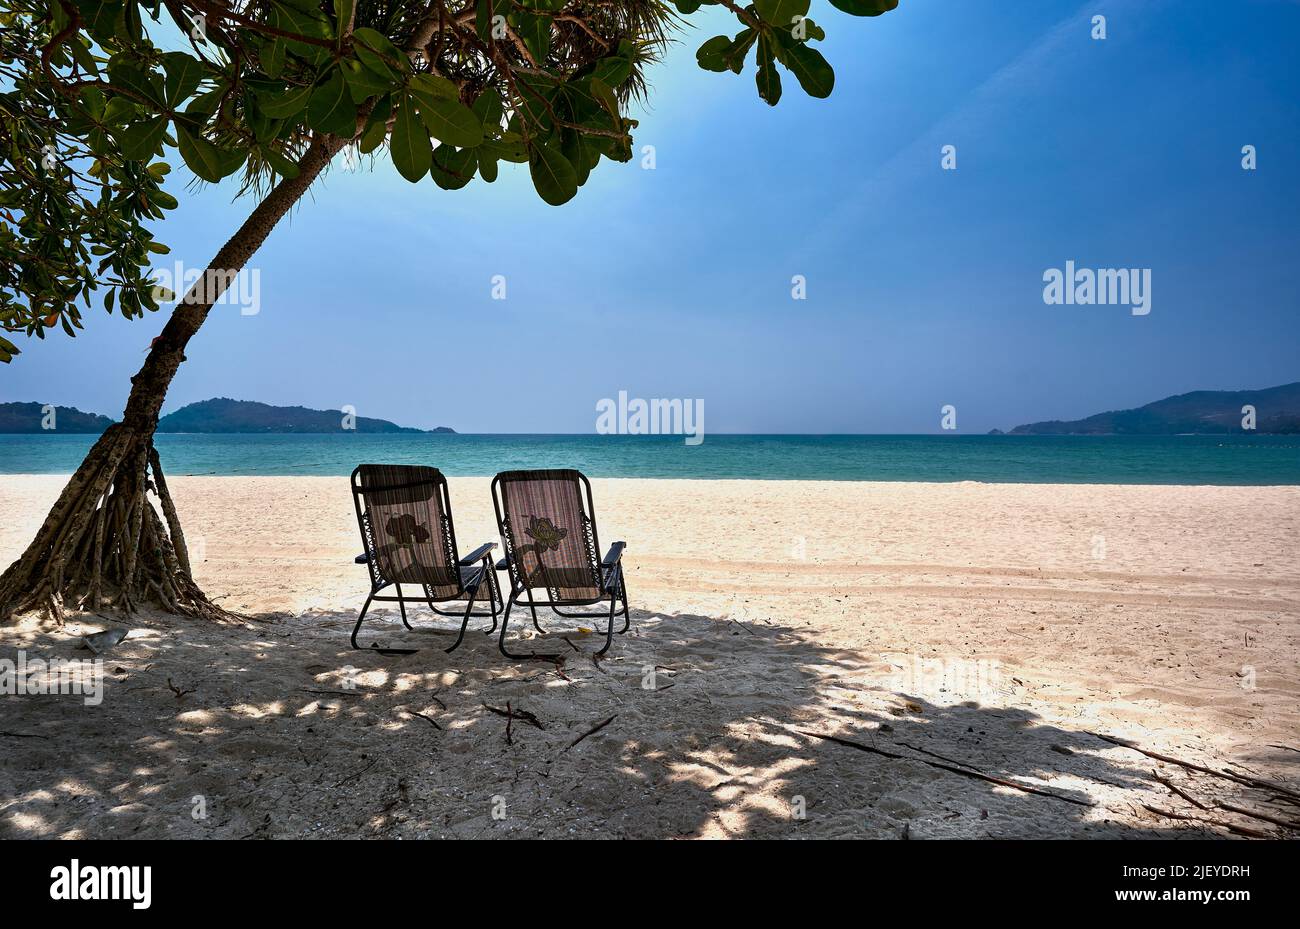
498, 590, 561, 661
350, 590, 377, 650
445, 586, 477, 653
482, 572, 501, 635
396, 584, 413, 630
351, 586, 418, 654
594, 591, 617, 657
616, 568, 631, 634
526, 589, 546, 634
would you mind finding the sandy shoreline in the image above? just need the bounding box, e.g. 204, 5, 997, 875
2, 475, 1298, 838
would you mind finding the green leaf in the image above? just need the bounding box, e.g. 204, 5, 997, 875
478, 154, 499, 183
334, 0, 356, 42
528, 141, 578, 206
592, 55, 633, 89
430, 145, 477, 190
258, 83, 314, 119
161, 53, 204, 108
416, 97, 483, 148
306, 71, 358, 137
175, 126, 246, 183
696, 36, 733, 73
107, 59, 164, 106
352, 27, 408, 79
358, 114, 388, 154
341, 58, 393, 103
561, 129, 594, 187
514, 13, 550, 63
472, 91, 504, 133
755, 0, 810, 26
475, 0, 493, 42
263, 40, 286, 79
755, 35, 782, 106
116, 116, 168, 161
776, 39, 835, 98
409, 73, 459, 103
261, 147, 301, 179
390, 96, 431, 182
827, 0, 897, 15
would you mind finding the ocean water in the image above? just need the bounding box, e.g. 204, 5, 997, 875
0, 433, 1297, 484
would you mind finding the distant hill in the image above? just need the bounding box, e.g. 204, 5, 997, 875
1, 398, 452, 434
1006, 382, 1300, 435
156, 398, 453, 434
0, 402, 113, 434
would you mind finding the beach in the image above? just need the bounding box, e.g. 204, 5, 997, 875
3, 475, 1298, 838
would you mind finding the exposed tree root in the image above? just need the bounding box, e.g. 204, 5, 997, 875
0, 423, 234, 624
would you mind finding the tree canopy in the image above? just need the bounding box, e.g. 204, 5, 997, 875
0, 0, 899, 362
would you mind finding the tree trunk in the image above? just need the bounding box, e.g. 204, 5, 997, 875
0, 136, 344, 623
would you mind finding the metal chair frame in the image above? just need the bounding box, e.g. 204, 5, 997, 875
350, 465, 502, 654
491, 469, 630, 660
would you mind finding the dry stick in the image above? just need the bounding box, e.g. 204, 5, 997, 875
404, 710, 441, 730
1141, 803, 1271, 839
565, 715, 617, 752
801, 730, 1093, 807
1150, 769, 1209, 810
482, 703, 544, 730
331, 759, 378, 789
300, 688, 362, 698
1217, 802, 1300, 831
0, 731, 49, 739
1091, 732, 1300, 800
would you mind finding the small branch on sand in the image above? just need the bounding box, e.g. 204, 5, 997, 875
404, 710, 442, 730
301, 688, 362, 698
565, 715, 617, 752
1140, 803, 1271, 838
1151, 770, 1209, 810
483, 703, 544, 730
728, 618, 755, 636
1217, 802, 1300, 831
1091, 732, 1300, 800
801, 730, 1092, 807
1, 730, 49, 739
166, 677, 195, 699
331, 759, 378, 789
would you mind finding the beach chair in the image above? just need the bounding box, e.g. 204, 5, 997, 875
491, 469, 629, 659
349, 464, 501, 654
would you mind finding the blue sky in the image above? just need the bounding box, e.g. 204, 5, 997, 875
3, 0, 1298, 433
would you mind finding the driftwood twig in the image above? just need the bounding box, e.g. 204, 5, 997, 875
566, 715, 617, 752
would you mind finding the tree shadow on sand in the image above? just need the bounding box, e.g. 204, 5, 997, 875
2, 606, 1295, 839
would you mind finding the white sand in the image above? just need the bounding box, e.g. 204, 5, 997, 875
2, 475, 1298, 838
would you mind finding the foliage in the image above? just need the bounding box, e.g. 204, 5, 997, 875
0, 0, 900, 361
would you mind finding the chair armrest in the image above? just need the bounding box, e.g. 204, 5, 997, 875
602, 541, 626, 568
458, 542, 497, 566
354, 552, 371, 565
495, 557, 510, 571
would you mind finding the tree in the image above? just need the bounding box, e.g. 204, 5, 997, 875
0, 0, 899, 621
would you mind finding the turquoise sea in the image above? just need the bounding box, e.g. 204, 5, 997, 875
0, 434, 1297, 484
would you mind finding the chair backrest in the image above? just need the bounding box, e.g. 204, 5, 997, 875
492, 469, 603, 602
351, 464, 461, 598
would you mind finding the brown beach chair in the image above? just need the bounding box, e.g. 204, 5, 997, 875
349, 464, 502, 654
491, 468, 629, 659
